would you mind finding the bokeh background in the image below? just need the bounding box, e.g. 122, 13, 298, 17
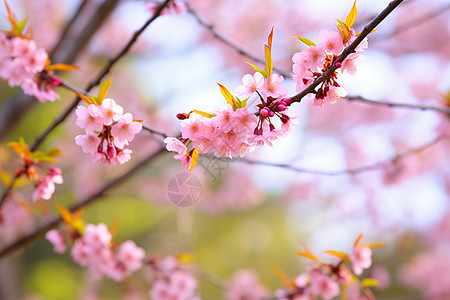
0, 0, 450, 299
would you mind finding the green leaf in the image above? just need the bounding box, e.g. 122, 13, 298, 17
245, 61, 267, 79
235, 96, 248, 109
345, 0, 358, 28
45, 148, 63, 158
13, 18, 27, 36
361, 278, 379, 287
293, 36, 316, 47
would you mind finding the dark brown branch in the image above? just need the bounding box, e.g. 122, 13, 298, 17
186, 3, 289, 77
290, 0, 405, 103
49, 0, 90, 59
345, 95, 450, 114
0, 146, 167, 259
236, 136, 441, 176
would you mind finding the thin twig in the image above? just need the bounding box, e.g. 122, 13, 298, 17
49, 0, 90, 59
290, 0, 405, 103
236, 136, 442, 176
375, 2, 450, 42
345, 95, 450, 114
186, 3, 290, 77
0, 146, 167, 259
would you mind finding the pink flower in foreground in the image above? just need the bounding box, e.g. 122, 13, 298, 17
318, 29, 344, 55
349, 245, 372, 275
309, 273, 340, 300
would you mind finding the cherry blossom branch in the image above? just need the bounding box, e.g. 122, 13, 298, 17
29, 0, 173, 153
290, 0, 405, 103
236, 135, 442, 176
185, 3, 289, 76
0, 0, 173, 208
0, 145, 167, 259
345, 95, 450, 114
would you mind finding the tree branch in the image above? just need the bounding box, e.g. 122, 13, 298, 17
345, 95, 450, 114
0, 146, 167, 259
290, 0, 405, 103
236, 136, 441, 176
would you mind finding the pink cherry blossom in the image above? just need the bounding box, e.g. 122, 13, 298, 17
106, 240, 146, 281
111, 113, 142, 146
75, 105, 104, 132
236, 72, 265, 98
75, 133, 100, 154
341, 53, 363, 75
45, 229, 67, 253
318, 29, 344, 55
101, 98, 124, 125
261, 74, 289, 98
225, 269, 269, 300
32, 167, 63, 202
349, 245, 372, 275
309, 273, 340, 300
21, 77, 60, 102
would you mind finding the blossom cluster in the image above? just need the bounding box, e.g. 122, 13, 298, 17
32, 167, 63, 202
165, 29, 296, 169
148, 255, 200, 300
291, 18, 367, 107
75, 98, 142, 165
275, 236, 377, 300
7, 139, 63, 202
145, 0, 187, 16
0, 16, 61, 102
46, 222, 146, 281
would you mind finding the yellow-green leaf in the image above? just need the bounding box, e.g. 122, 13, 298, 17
296, 251, 321, 262
189, 149, 200, 172
368, 242, 386, 249
7, 141, 30, 156
325, 250, 349, 261
273, 264, 295, 288
293, 36, 316, 47
45, 148, 63, 158
217, 83, 238, 109
361, 278, 379, 287
97, 77, 112, 104
345, 0, 357, 28
264, 45, 273, 78
50, 63, 79, 72
110, 220, 120, 239
4, 0, 17, 27
71, 90, 94, 105
0, 169, 11, 186
354, 233, 364, 247
245, 61, 267, 79
57, 204, 72, 225
189, 110, 215, 119
267, 27, 274, 51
